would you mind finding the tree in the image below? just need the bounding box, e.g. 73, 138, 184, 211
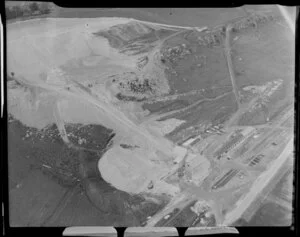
11, 6, 23, 18
39, 2, 51, 14
29, 2, 39, 13
5, 7, 15, 19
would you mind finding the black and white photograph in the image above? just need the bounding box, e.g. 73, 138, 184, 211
4, 2, 296, 228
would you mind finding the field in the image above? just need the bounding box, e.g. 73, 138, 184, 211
161, 92, 238, 143
161, 29, 232, 95
65, 123, 115, 150
137, 12, 295, 141
234, 202, 291, 226
231, 14, 294, 94
233, 158, 293, 226
48, 7, 246, 28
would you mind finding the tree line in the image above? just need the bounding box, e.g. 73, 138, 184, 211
5, 2, 52, 20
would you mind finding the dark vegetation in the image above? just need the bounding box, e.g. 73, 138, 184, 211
154, 208, 181, 226
134, 199, 169, 225
163, 93, 237, 142
116, 76, 156, 99
163, 36, 232, 95
65, 123, 115, 151
142, 92, 206, 115
94, 22, 158, 55
8, 114, 166, 225
238, 109, 267, 126
5, 2, 52, 20
8, 117, 80, 187
128, 78, 154, 94
164, 201, 198, 226
116, 93, 146, 102
120, 144, 139, 149
143, 99, 190, 114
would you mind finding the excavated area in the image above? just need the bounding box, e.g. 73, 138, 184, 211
7, 18, 187, 226
7, 7, 294, 226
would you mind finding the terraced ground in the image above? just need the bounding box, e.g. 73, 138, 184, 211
7, 5, 295, 227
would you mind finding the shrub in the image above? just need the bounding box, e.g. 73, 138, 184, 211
29, 2, 39, 12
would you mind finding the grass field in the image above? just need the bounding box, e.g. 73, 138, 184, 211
162, 31, 232, 95
157, 95, 237, 143
48, 7, 246, 28
231, 14, 294, 90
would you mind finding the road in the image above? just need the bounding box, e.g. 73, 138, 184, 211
145, 193, 190, 227
223, 137, 293, 225
14, 77, 175, 156
53, 101, 70, 144
224, 24, 240, 110
145, 99, 293, 227
223, 94, 260, 129
8, 17, 200, 158
9, 13, 294, 227
134, 18, 208, 31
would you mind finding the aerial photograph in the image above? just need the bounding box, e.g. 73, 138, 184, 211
6, 2, 295, 227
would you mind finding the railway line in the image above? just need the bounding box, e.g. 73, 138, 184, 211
223, 138, 293, 225
146, 91, 294, 226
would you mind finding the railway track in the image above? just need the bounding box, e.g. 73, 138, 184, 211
223, 138, 293, 225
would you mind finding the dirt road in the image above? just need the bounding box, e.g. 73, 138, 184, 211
224, 25, 240, 110
14, 77, 175, 156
